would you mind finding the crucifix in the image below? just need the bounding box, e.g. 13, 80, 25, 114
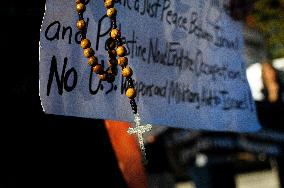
127, 113, 152, 165
74, 0, 154, 165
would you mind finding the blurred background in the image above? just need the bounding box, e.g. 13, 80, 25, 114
1, 0, 283, 187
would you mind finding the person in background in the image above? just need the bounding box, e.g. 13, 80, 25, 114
244, 6, 284, 187
244, 18, 276, 124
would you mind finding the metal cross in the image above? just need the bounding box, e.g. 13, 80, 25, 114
127, 113, 152, 165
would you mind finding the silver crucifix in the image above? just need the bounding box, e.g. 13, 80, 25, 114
127, 113, 152, 165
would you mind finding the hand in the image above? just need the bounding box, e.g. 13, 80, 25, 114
267, 84, 279, 102
262, 63, 280, 102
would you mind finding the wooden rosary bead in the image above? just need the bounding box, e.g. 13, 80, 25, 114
77, 20, 86, 30
107, 8, 117, 18
118, 57, 128, 67
83, 48, 94, 58
104, 0, 114, 9
116, 46, 127, 57
107, 74, 115, 83
108, 59, 117, 67
108, 49, 117, 58
110, 29, 120, 39
93, 64, 103, 74
122, 67, 133, 78
106, 38, 116, 49
80, 39, 91, 49
107, 67, 118, 76
98, 73, 108, 81
76, 0, 85, 4
88, 56, 98, 66
126, 88, 137, 99
109, 59, 117, 65
76, 3, 86, 13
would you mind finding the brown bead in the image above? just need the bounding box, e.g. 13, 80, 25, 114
76, 3, 86, 13
76, 0, 85, 4
122, 67, 133, 78
106, 39, 116, 49
104, 0, 114, 9
107, 74, 116, 83
118, 57, 128, 67
98, 73, 108, 81
108, 59, 117, 67
116, 46, 127, 57
92, 64, 103, 74
126, 88, 137, 99
77, 20, 86, 30
107, 8, 117, 18
80, 39, 91, 49
107, 67, 118, 76
108, 49, 117, 58
110, 29, 120, 39
83, 48, 94, 58
88, 56, 98, 66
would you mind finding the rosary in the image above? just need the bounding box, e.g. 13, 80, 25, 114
75, 0, 152, 164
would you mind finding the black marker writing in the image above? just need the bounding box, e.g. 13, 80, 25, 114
47, 56, 78, 96
44, 19, 89, 45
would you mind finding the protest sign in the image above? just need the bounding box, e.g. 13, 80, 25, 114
40, 0, 260, 131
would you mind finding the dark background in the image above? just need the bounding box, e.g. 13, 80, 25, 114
1, 1, 127, 187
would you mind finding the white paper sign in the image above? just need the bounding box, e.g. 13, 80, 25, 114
39, 0, 261, 132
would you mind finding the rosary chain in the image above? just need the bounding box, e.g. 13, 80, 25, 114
75, 0, 138, 114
